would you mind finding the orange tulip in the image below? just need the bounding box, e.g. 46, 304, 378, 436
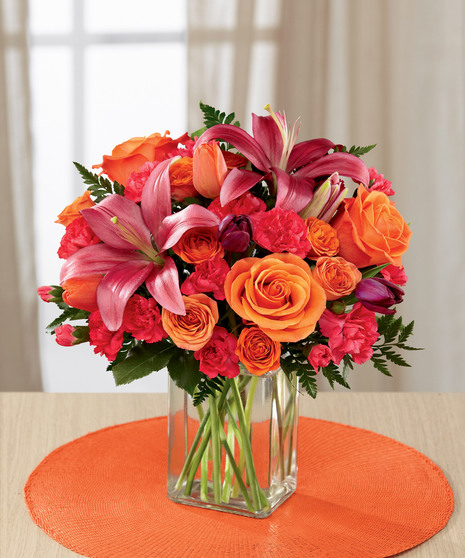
193, 142, 228, 198
62, 275, 103, 312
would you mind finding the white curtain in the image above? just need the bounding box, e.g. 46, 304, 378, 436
188, 0, 465, 391
0, 0, 41, 390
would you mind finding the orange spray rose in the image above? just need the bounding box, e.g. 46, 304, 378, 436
169, 157, 197, 201
55, 190, 95, 227
62, 274, 103, 312
305, 216, 339, 259
311, 256, 362, 301
236, 327, 281, 376
172, 227, 224, 265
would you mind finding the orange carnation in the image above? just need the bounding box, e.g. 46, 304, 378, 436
161, 294, 219, 351
93, 131, 188, 186
312, 256, 362, 301
305, 216, 339, 259
55, 190, 95, 227
331, 185, 411, 267
62, 274, 102, 312
169, 157, 197, 201
172, 227, 224, 265
236, 327, 281, 376
224, 253, 326, 342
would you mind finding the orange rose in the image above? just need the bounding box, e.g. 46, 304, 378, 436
305, 217, 339, 259
62, 275, 102, 312
93, 131, 189, 186
172, 227, 224, 265
161, 294, 219, 351
331, 185, 411, 267
224, 253, 326, 342
55, 190, 95, 227
312, 256, 362, 301
193, 142, 228, 198
236, 327, 281, 376
169, 157, 197, 201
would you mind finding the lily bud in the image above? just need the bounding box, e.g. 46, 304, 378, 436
299, 172, 348, 221
55, 324, 89, 346
354, 277, 404, 315
217, 214, 253, 252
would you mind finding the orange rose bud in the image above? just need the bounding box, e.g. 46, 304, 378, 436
193, 142, 228, 199
172, 226, 224, 265
305, 217, 339, 259
62, 275, 102, 312
312, 256, 362, 301
236, 327, 281, 376
55, 190, 95, 227
161, 294, 219, 351
169, 157, 197, 201
224, 253, 327, 343
331, 185, 411, 268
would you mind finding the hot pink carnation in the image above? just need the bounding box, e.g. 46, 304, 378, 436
380, 264, 408, 286
169, 138, 195, 158
208, 192, 266, 220
37, 285, 54, 302
308, 344, 332, 372
57, 216, 101, 259
194, 326, 240, 379
55, 324, 76, 347
88, 310, 124, 361
123, 294, 167, 343
367, 167, 395, 196
253, 207, 311, 258
124, 161, 157, 203
318, 302, 379, 365
181, 254, 230, 300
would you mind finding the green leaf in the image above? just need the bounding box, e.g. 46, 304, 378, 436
46, 307, 90, 332
193, 375, 225, 407
371, 357, 392, 376
280, 347, 318, 398
361, 263, 389, 279
199, 101, 240, 129
73, 161, 125, 202
334, 144, 377, 158
167, 349, 203, 396
398, 320, 414, 343
380, 348, 411, 367
322, 362, 351, 390
112, 342, 176, 386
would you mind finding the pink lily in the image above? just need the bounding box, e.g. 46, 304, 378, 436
194, 105, 369, 213
60, 159, 220, 331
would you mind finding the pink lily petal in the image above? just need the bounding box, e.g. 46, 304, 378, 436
195, 124, 270, 171
294, 152, 370, 186
252, 113, 283, 168
272, 167, 315, 213
97, 260, 154, 331
158, 204, 220, 252
141, 158, 178, 248
60, 244, 145, 282
286, 138, 335, 172
146, 256, 185, 315
81, 194, 152, 251
219, 168, 264, 206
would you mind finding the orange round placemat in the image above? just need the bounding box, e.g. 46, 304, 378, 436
24, 417, 453, 558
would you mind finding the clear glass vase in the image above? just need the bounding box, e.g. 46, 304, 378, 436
167, 367, 298, 518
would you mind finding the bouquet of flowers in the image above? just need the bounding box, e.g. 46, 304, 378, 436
38, 103, 418, 516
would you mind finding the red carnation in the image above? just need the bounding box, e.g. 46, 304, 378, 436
194, 326, 240, 379
57, 216, 100, 259
181, 255, 230, 300
208, 192, 266, 220
88, 310, 124, 361
123, 294, 167, 343
367, 167, 395, 196
124, 161, 157, 203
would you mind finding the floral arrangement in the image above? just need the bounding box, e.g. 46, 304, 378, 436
38, 102, 418, 402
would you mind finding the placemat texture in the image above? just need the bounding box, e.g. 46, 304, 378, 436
24, 417, 454, 558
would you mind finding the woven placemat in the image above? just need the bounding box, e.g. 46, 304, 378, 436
24, 417, 454, 558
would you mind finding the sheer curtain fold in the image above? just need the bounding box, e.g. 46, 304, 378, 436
188, 0, 465, 391
0, 0, 41, 390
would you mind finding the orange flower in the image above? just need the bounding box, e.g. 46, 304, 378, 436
312, 256, 362, 301
193, 142, 228, 198
305, 216, 339, 259
331, 185, 411, 267
55, 190, 95, 227
93, 131, 188, 186
224, 253, 326, 342
169, 157, 197, 201
236, 327, 281, 376
172, 226, 224, 265
161, 294, 219, 350
62, 275, 102, 312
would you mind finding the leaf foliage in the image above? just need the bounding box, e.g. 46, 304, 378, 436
193, 375, 225, 407
334, 144, 377, 158
73, 162, 124, 202
281, 345, 318, 398
199, 101, 241, 129
46, 307, 90, 332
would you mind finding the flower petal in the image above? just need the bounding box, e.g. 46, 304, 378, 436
251, 113, 283, 168
97, 260, 154, 330
158, 204, 220, 252
295, 152, 370, 186
219, 168, 263, 206
146, 256, 186, 315
273, 167, 315, 213
287, 138, 335, 172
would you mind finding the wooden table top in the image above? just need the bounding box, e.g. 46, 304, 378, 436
1, 392, 464, 557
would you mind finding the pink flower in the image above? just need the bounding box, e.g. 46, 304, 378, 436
124, 161, 157, 203
57, 216, 101, 259
181, 255, 230, 300
307, 344, 332, 372
88, 310, 124, 361
208, 192, 266, 220
253, 207, 311, 258
367, 167, 395, 196
380, 264, 408, 286
55, 324, 77, 347
37, 285, 54, 302
319, 303, 379, 365
169, 138, 195, 158
194, 326, 240, 379
123, 294, 167, 343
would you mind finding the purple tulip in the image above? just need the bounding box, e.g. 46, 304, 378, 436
217, 214, 253, 252
354, 277, 404, 315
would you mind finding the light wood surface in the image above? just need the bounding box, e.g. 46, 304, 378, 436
1, 392, 464, 557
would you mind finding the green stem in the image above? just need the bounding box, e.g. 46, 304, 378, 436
272, 374, 285, 481
200, 443, 209, 501
209, 394, 222, 504
221, 406, 236, 503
